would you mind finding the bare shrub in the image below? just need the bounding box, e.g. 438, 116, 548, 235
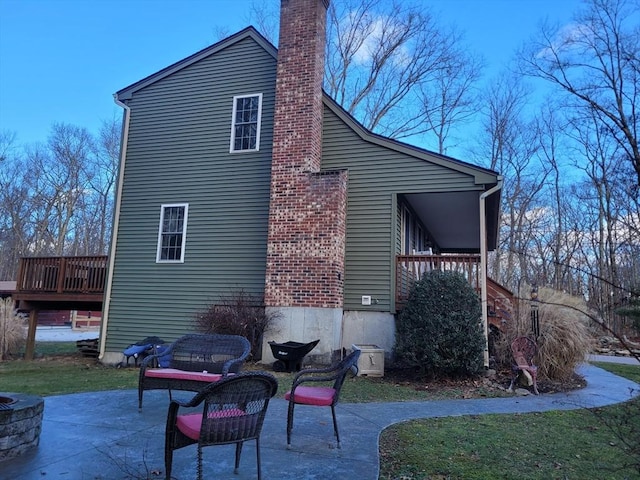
503, 286, 593, 382
194, 290, 281, 361
0, 297, 27, 360
490, 329, 513, 368
536, 288, 593, 380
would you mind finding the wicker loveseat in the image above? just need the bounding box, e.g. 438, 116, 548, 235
137, 333, 251, 410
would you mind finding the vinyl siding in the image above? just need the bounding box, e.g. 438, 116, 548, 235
106, 38, 276, 350
321, 106, 482, 312
107, 33, 495, 350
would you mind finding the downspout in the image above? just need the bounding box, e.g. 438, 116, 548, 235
479, 176, 503, 368
98, 95, 131, 361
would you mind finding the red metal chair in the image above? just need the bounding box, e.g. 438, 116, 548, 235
508, 336, 540, 395
164, 372, 278, 480
285, 349, 360, 449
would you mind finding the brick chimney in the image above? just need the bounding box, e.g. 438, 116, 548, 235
265, 0, 348, 313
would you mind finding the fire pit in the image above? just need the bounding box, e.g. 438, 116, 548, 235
0, 392, 44, 462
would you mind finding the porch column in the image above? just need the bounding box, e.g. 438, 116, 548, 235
479, 178, 503, 367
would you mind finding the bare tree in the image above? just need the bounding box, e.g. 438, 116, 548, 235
249, 0, 483, 150
533, 101, 586, 293
39, 124, 96, 255
0, 134, 32, 280
325, 0, 482, 143
246, 0, 279, 44
77, 117, 121, 255
418, 40, 483, 154
477, 75, 549, 291
566, 105, 638, 331
0, 130, 17, 162
0, 119, 120, 281
518, 0, 640, 185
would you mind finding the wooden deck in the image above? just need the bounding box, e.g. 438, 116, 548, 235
14, 255, 107, 309
13, 255, 107, 360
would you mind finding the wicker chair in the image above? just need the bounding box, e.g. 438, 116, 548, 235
138, 333, 251, 409
508, 336, 540, 395
165, 372, 278, 480
285, 349, 360, 449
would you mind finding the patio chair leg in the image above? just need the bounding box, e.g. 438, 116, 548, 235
164, 449, 173, 480
286, 401, 295, 449
164, 402, 179, 480
331, 405, 341, 449
255, 438, 262, 480
234, 441, 243, 473
197, 445, 203, 480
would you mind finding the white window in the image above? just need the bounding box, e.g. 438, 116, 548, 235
156, 203, 188, 263
230, 93, 262, 152
401, 204, 428, 254
415, 224, 424, 252
401, 205, 413, 254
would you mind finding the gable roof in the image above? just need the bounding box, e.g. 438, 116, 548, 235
115, 25, 499, 187
321, 96, 498, 186
115, 27, 277, 102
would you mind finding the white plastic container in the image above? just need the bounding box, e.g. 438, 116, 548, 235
351, 344, 385, 377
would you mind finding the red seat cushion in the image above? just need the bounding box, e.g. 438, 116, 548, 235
285, 386, 336, 406
145, 368, 224, 383
176, 409, 247, 440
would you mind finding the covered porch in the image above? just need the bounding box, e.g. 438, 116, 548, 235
394, 182, 507, 362
395, 253, 513, 332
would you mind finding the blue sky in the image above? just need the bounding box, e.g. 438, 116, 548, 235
0, 0, 582, 148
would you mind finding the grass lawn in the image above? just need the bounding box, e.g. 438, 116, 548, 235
2, 342, 139, 395
1, 341, 508, 402
379, 362, 640, 480
2, 343, 638, 479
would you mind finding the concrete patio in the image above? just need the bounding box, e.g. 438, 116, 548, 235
3, 361, 639, 480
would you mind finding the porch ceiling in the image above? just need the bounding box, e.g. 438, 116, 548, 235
404, 190, 499, 253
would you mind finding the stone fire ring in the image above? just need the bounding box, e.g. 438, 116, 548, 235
0, 392, 44, 462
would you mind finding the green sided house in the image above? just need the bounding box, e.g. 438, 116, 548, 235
100, 0, 505, 365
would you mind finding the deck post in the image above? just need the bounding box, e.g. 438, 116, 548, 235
25, 309, 39, 360
56, 258, 66, 293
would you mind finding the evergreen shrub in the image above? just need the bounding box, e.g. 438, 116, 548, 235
394, 269, 485, 378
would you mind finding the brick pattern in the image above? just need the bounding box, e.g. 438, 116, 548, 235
271, 0, 327, 173
265, 0, 348, 308
266, 170, 348, 307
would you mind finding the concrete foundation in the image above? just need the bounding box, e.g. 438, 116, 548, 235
100, 309, 398, 368
342, 310, 395, 359
101, 351, 124, 366
262, 306, 343, 364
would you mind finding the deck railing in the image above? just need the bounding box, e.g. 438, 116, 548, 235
396, 254, 481, 306
16, 256, 108, 294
